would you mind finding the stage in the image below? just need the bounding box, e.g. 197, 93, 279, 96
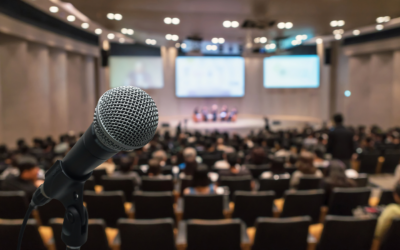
158, 115, 324, 136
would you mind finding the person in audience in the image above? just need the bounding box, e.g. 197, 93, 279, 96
216, 137, 226, 151
112, 157, 141, 186
214, 147, 236, 169
247, 147, 267, 165
184, 165, 215, 194
152, 149, 168, 167
2, 158, 43, 200
179, 147, 198, 175
319, 160, 356, 205
290, 151, 323, 188
327, 113, 354, 168
218, 152, 252, 178
375, 181, 400, 240
147, 159, 169, 178
261, 156, 290, 178
96, 157, 116, 175
313, 149, 329, 168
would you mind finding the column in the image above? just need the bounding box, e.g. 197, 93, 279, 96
392, 51, 400, 126
82, 56, 96, 127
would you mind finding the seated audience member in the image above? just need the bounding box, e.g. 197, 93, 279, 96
113, 157, 141, 186
216, 137, 226, 151
218, 152, 252, 178
313, 149, 329, 168
261, 156, 290, 179
184, 166, 216, 195
179, 147, 198, 176
247, 147, 267, 165
290, 151, 323, 188
2, 158, 43, 200
96, 157, 116, 175
214, 147, 236, 170
320, 160, 356, 205
152, 149, 168, 167
375, 182, 400, 240
147, 159, 172, 179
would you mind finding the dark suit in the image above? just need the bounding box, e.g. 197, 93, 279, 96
327, 125, 354, 163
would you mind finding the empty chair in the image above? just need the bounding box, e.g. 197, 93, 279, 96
101, 176, 136, 201
281, 189, 325, 224
379, 189, 395, 205
134, 191, 175, 220
219, 175, 252, 200
92, 169, 108, 185
379, 218, 400, 250
232, 191, 275, 227
0, 218, 46, 250
317, 215, 377, 250
37, 199, 65, 226
141, 176, 174, 192
118, 218, 176, 250
259, 176, 290, 198
351, 173, 369, 187
328, 187, 371, 216
179, 176, 192, 196
0, 191, 29, 219
83, 191, 127, 227
183, 194, 224, 220
84, 176, 95, 191
50, 218, 110, 250
298, 176, 322, 190
178, 219, 247, 250
358, 152, 380, 174
381, 149, 400, 173
252, 216, 311, 250
246, 164, 271, 179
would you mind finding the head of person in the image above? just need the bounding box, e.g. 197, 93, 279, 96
270, 156, 286, 175
365, 137, 374, 148
152, 150, 168, 165
324, 160, 352, 186
119, 157, 133, 173
314, 149, 324, 160
297, 151, 316, 174
333, 113, 344, 126
394, 182, 400, 204
216, 137, 224, 146
226, 152, 238, 168
251, 147, 266, 165
18, 158, 39, 181
17, 139, 25, 149
183, 147, 197, 163
191, 166, 211, 188
148, 159, 161, 176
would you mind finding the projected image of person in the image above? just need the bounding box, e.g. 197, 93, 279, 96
193, 107, 203, 122
220, 105, 228, 121
211, 104, 218, 122
124, 62, 154, 88
201, 106, 209, 122
227, 108, 238, 122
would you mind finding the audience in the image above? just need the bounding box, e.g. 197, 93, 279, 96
152, 150, 168, 167
261, 156, 290, 179
214, 147, 236, 169
96, 157, 116, 175
112, 157, 141, 186
218, 152, 251, 179
247, 147, 267, 165
183, 166, 215, 194
179, 147, 198, 176
290, 151, 323, 188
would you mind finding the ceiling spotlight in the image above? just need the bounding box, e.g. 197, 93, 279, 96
128, 29, 134, 35
344, 90, 351, 97
164, 17, 172, 24
81, 23, 89, 29
223, 20, 232, 28
107, 33, 115, 39
291, 40, 299, 46
212, 37, 219, 44
146, 39, 151, 44
107, 13, 114, 20
231, 21, 239, 28
206, 45, 211, 50
277, 22, 285, 29
265, 44, 276, 50
316, 38, 323, 44
333, 29, 344, 35
67, 15, 76, 22
181, 43, 187, 49
254, 37, 260, 43
330, 20, 338, 27
175, 43, 181, 48
353, 29, 360, 36
302, 35, 308, 40
171, 35, 179, 41
383, 16, 391, 22
376, 17, 384, 23
296, 35, 302, 40
121, 28, 127, 34
165, 34, 172, 40
334, 34, 342, 40
49, 6, 59, 13
212, 45, 218, 51
285, 22, 293, 29
172, 18, 180, 25
119, 38, 125, 43
376, 24, 384, 30
259, 37, 267, 43
337, 20, 345, 26
95, 28, 102, 35
218, 38, 225, 44
114, 13, 122, 20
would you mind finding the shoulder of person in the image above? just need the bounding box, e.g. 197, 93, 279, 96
384, 204, 400, 214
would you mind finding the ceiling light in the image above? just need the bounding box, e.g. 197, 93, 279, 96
344, 90, 351, 97
218, 38, 225, 44
277, 22, 285, 29
285, 22, 293, 29
181, 43, 187, 49
296, 35, 302, 40
172, 35, 179, 41
107, 13, 114, 20
119, 38, 125, 43
107, 33, 115, 39
259, 37, 267, 43
212, 45, 218, 51
316, 38, 323, 44
175, 43, 180, 48
231, 21, 239, 28
376, 24, 384, 30
67, 15, 75, 22
81, 23, 89, 29
334, 34, 342, 40
114, 13, 122, 20
172, 18, 180, 25
165, 34, 172, 40
49, 6, 59, 13
223, 20, 232, 28
146, 39, 151, 44
291, 40, 299, 46
333, 29, 344, 35
337, 20, 345, 26
330, 20, 338, 27
121, 28, 127, 34
265, 44, 276, 50
206, 45, 211, 50
302, 35, 308, 40
164, 17, 172, 24
95, 28, 102, 35
254, 37, 260, 43
353, 29, 360, 36
383, 16, 391, 22
128, 29, 134, 35
146, 39, 156, 45
212, 37, 219, 44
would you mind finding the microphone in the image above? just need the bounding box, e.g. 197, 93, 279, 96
18, 86, 158, 250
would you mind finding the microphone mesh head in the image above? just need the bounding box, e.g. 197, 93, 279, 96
93, 86, 158, 151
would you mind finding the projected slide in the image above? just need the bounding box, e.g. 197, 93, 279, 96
263, 55, 320, 88
110, 56, 164, 89
176, 56, 245, 97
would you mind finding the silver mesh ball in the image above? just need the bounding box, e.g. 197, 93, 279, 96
93, 86, 159, 151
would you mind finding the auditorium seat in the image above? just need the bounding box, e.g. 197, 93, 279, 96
379, 218, 400, 250
0, 218, 46, 250
281, 189, 325, 224
378, 189, 395, 205
101, 176, 136, 201
37, 199, 65, 226
83, 190, 127, 228
117, 218, 176, 250
141, 176, 174, 192
50, 218, 111, 250
298, 176, 323, 190
381, 149, 400, 173
259, 176, 290, 198
161, 165, 173, 175
202, 155, 221, 168
328, 187, 371, 216
92, 169, 108, 185
232, 191, 275, 227
133, 191, 175, 221
358, 152, 380, 174
177, 219, 249, 250
219, 175, 252, 200
245, 164, 271, 179
183, 194, 225, 220
252, 216, 311, 250
84, 176, 95, 191
351, 173, 369, 187
317, 215, 377, 250
0, 191, 29, 219
179, 176, 192, 196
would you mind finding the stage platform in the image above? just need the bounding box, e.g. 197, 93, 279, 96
158, 115, 323, 136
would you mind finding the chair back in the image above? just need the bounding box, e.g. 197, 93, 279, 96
37, 199, 65, 226
246, 164, 271, 179
381, 150, 400, 173
180, 176, 193, 196
141, 176, 174, 192
134, 191, 175, 220
298, 176, 322, 190
0, 218, 46, 250
0, 191, 29, 219
220, 175, 252, 200
351, 173, 369, 187
259, 177, 290, 198
84, 176, 95, 191
92, 169, 107, 184
183, 194, 224, 220
359, 152, 380, 174
101, 176, 136, 201
379, 189, 395, 205
328, 187, 371, 216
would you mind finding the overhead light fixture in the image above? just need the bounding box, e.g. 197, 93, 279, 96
334, 34, 342, 40
172, 18, 180, 25
95, 28, 102, 35
107, 13, 114, 20
181, 43, 187, 49
114, 13, 123, 20
165, 34, 172, 40
49, 6, 59, 13
291, 40, 299, 46
302, 35, 308, 40
277, 22, 285, 29
223, 20, 232, 28
344, 90, 351, 97
376, 24, 384, 30
383, 16, 391, 22
121, 28, 127, 34
172, 35, 179, 41
119, 38, 125, 43
353, 29, 360, 36
333, 29, 344, 35
231, 21, 239, 28
218, 38, 225, 44
164, 17, 172, 24
67, 15, 75, 22
377, 16, 391, 23
296, 35, 302, 40
81, 23, 89, 29
107, 33, 115, 39
146, 39, 157, 45
175, 43, 181, 48
330, 20, 338, 27
127, 29, 134, 35
316, 38, 323, 44
285, 22, 293, 29
337, 20, 345, 26
265, 43, 276, 50
212, 37, 219, 44
259, 37, 267, 43
254, 37, 260, 43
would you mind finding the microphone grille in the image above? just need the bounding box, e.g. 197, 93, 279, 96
93, 86, 159, 151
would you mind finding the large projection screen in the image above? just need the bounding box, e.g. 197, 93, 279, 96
263, 55, 320, 88
175, 56, 245, 97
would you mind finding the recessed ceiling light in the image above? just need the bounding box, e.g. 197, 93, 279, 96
206, 45, 211, 50
181, 43, 187, 49
121, 28, 127, 34
67, 15, 75, 22
95, 28, 102, 35
259, 37, 267, 43
296, 35, 302, 40
330, 20, 338, 27
277, 22, 285, 29
231, 21, 239, 28
333, 29, 344, 35
353, 30, 360, 36
107, 13, 114, 20
172, 35, 179, 41
212, 37, 219, 44
291, 40, 299, 46
119, 38, 125, 43
164, 17, 172, 24
334, 34, 342, 40
383, 16, 391, 22
223, 20, 231, 28
337, 20, 345, 26
376, 24, 384, 30
302, 35, 308, 40
114, 13, 122, 20
172, 18, 180, 25
316, 38, 323, 44
175, 43, 181, 48
285, 22, 293, 29
218, 38, 225, 44
107, 33, 115, 39
344, 90, 351, 97
81, 23, 89, 29
165, 34, 172, 40
49, 6, 59, 13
